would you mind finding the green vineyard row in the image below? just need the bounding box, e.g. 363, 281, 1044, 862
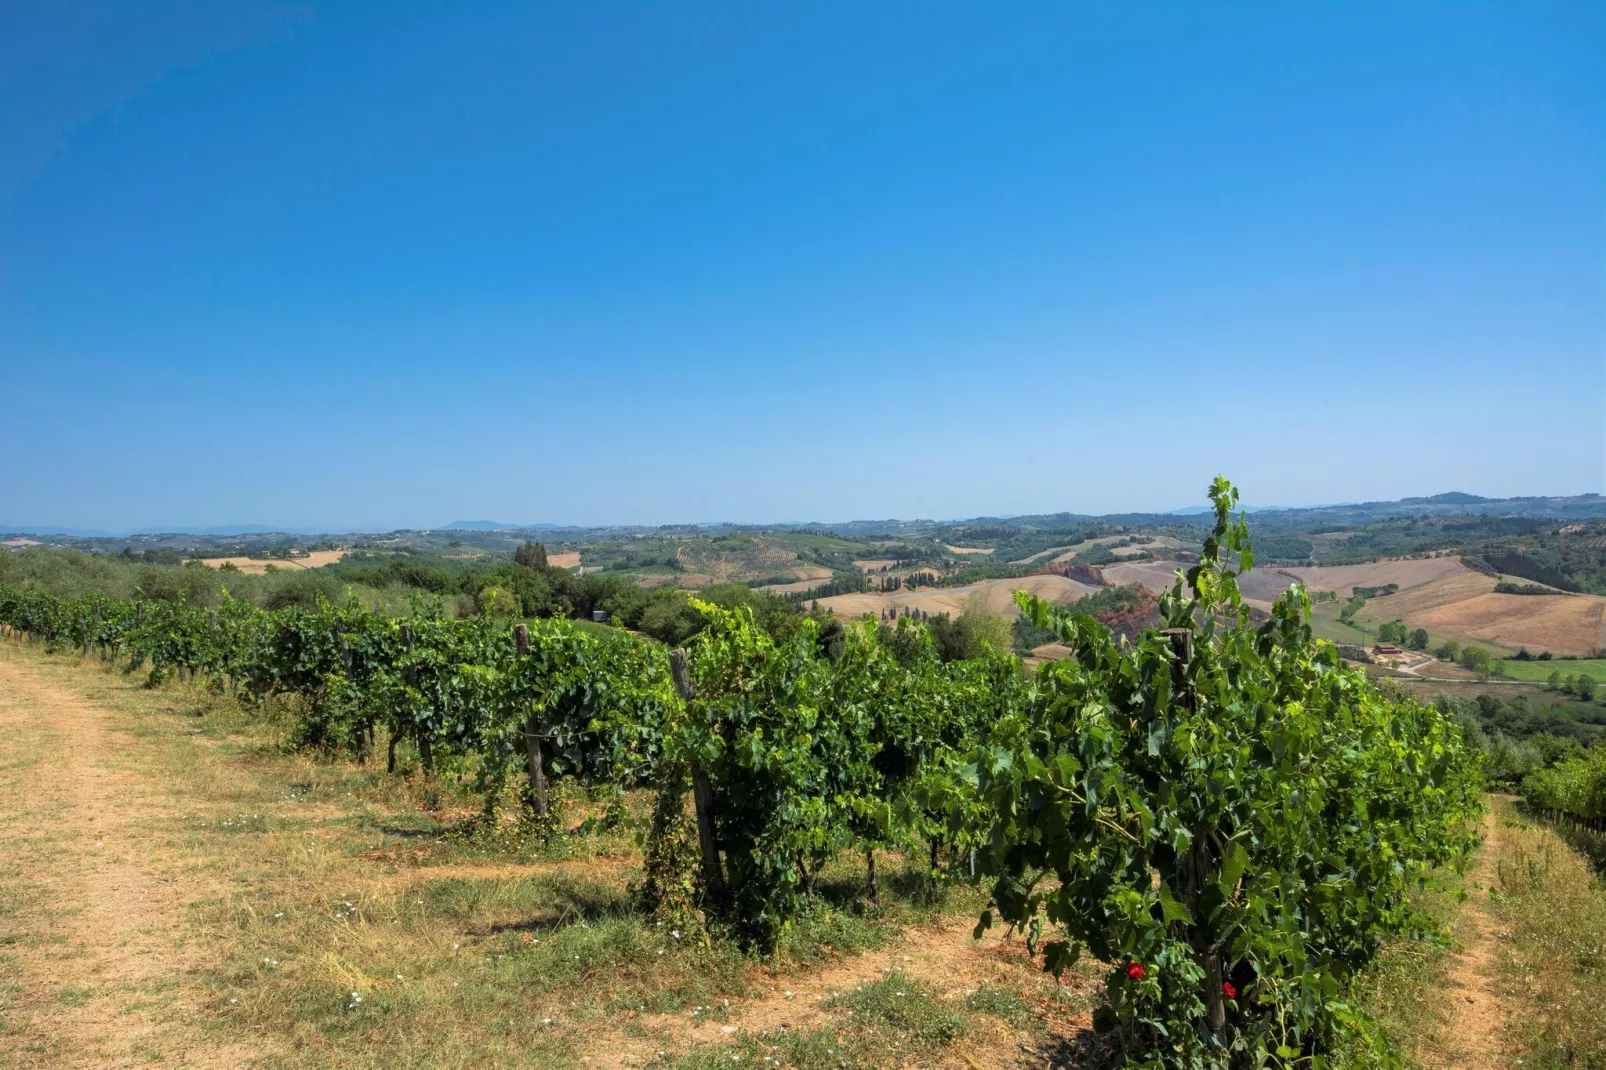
0, 480, 1485, 1068
1522, 746, 1606, 824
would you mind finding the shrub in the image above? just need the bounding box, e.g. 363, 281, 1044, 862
975, 479, 1482, 1067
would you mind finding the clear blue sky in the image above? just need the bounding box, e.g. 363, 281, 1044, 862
2, 2, 1602, 532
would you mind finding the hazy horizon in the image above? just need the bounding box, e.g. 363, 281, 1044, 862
4, 487, 1602, 539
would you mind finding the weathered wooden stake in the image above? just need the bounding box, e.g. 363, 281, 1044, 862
515, 624, 548, 816
670, 648, 726, 904
1162, 626, 1225, 1038
1160, 628, 1194, 710
399, 621, 428, 773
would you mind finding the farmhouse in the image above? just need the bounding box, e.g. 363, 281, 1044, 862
1373, 644, 1404, 655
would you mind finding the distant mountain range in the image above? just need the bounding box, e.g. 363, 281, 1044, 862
441, 520, 566, 531
1166, 504, 1309, 515
3, 524, 336, 538
4, 492, 1602, 542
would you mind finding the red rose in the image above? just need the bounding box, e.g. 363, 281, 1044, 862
1222, 982, 1238, 999
1126, 962, 1145, 980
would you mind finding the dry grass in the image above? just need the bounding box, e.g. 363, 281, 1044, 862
1348, 800, 1606, 1070
1099, 560, 1186, 592
753, 579, 831, 595
1323, 567, 1606, 656
199, 550, 348, 574
1039, 535, 1185, 567
817, 575, 1098, 621
546, 551, 583, 569
670, 543, 833, 586
1413, 591, 1605, 657
1281, 557, 1470, 595
1349, 872, 1462, 1069
1217, 557, 1606, 656
1488, 801, 1606, 1068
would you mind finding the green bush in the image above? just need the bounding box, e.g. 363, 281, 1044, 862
973, 479, 1483, 1067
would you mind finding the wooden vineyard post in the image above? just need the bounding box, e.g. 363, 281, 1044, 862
333, 624, 361, 759
131, 601, 142, 671
514, 624, 548, 817
669, 648, 726, 905
1160, 627, 1194, 711
1161, 626, 1225, 1039
394, 622, 421, 774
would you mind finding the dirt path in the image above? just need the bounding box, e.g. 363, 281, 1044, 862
604, 914, 980, 1067
0, 652, 248, 1068
1429, 813, 1513, 1070
594, 911, 1084, 1069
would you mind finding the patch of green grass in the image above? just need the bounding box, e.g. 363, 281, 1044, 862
826, 969, 967, 1045
55, 986, 94, 1007
963, 979, 1030, 1024
773, 902, 898, 964
408, 872, 628, 923
1307, 602, 1370, 645
662, 971, 1013, 1070
663, 1025, 870, 1070
1495, 658, 1606, 683
1348, 879, 1459, 1067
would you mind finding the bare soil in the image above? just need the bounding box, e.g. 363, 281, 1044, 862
1428, 814, 1515, 1070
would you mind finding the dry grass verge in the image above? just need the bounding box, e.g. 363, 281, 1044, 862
1491, 803, 1606, 1068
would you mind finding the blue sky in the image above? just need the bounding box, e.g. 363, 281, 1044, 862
2, 2, 1601, 531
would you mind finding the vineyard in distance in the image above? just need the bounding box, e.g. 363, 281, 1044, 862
2, 480, 1606, 1069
